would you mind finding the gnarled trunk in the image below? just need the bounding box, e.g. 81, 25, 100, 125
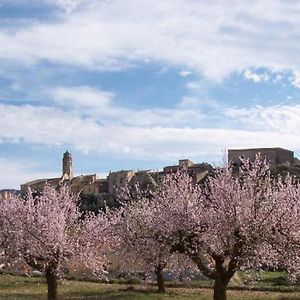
212, 254, 236, 300
155, 265, 166, 293
213, 276, 229, 300
45, 269, 58, 300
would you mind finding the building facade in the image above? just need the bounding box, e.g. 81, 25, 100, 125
228, 147, 295, 166
0, 189, 20, 199
21, 151, 212, 207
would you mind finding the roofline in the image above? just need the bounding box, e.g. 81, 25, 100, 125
228, 147, 293, 153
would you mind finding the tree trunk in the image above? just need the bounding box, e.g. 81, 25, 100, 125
155, 265, 166, 293
213, 277, 229, 300
45, 269, 58, 300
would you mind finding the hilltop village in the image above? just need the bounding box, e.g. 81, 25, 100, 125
20, 151, 212, 208
17, 147, 300, 209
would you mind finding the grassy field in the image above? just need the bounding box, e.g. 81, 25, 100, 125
0, 273, 299, 300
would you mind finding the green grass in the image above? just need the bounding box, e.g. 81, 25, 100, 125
0, 273, 299, 300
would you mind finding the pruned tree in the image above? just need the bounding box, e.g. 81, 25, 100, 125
267, 174, 300, 279
109, 171, 201, 293
109, 199, 171, 293
165, 158, 297, 300
0, 185, 105, 300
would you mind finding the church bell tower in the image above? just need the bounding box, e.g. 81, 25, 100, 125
62, 151, 73, 180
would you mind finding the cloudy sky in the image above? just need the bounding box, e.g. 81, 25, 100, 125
1, 0, 300, 189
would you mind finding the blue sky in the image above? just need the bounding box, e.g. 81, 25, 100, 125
1, 0, 300, 189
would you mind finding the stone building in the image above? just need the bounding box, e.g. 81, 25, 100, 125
0, 189, 20, 199
21, 152, 212, 207
21, 152, 98, 198
163, 159, 212, 183
228, 147, 295, 166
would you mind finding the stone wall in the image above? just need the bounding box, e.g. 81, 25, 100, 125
228, 148, 294, 166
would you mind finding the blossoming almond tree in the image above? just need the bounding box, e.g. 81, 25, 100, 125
110, 171, 201, 293
78, 210, 112, 276
110, 198, 172, 293
268, 175, 300, 279
165, 158, 287, 300
0, 185, 105, 300
0, 194, 21, 268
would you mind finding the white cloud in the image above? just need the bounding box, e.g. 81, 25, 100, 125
53, 86, 114, 108
0, 157, 58, 189
178, 97, 205, 108
49, 86, 205, 127
292, 71, 300, 88
178, 70, 191, 77
178, 96, 220, 109
0, 1, 300, 80
243, 69, 270, 83
1, 101, 300, 167
185, 81, 203, 91
1, 85, 300, 166
224, 104, 300, 133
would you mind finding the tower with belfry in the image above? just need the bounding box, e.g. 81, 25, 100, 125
62, 151, 73, 180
